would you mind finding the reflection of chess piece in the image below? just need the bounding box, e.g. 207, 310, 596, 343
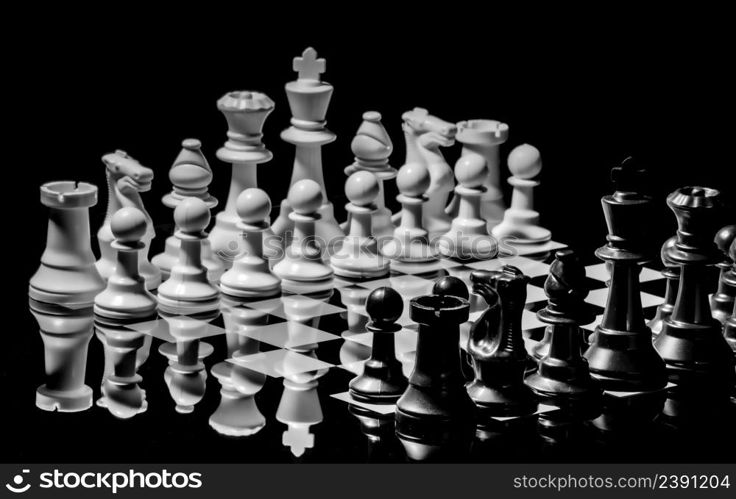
343, 111, 396, 240
271, 48, 344, 255
210, 296, 267, 436
338, 286, 372, 375
448, 119, 509, 229
396, 294, 474, 461
438, 149, 498, 261
210, 91, 276, 266
381, 162, 438, 264
96, 151, 160, 290
655, 187, 734, 422
94, 207, 157, 416
219, 188, 281, 298
725, 239, 736, 354
648, 236, 680, 335
151, 139, 223, 283
711, 225, 736, 324
492, 144, 551, 244
30, 181, 105, 306
273, 180, 334, 294
331, 171, 390, 279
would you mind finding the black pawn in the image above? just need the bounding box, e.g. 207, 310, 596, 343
432, 276, 474, 381
711, 224, 736, 324
649, 236, 680, 335
655, 187, 735, 418
725, 238, 736, 353
349, 287, 408, 404
525, 250, 602, 439
466, 266, 537, 418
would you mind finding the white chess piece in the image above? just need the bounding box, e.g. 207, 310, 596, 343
492, 144, 551, 244
330, 171, 390, 279
273, 179, 334, 294
381, 162, 439, 264
219, 188, 281, 298
437, 152, 498, 260
157, 197, 220, 315
209, 91, 276, 266
343, 111, 396, 240
151, 139, 224, 283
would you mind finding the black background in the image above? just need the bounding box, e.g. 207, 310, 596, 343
5, 8, 735, 463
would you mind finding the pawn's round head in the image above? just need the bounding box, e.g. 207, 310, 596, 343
174, 197, 211, 233
508, 143, 542, 179
432, 275, 470, 300
396, 162, 430, 197
111, 207, 147, 243
236, 188, 271, 224
715, 224, 736, 257
288, 179, 323, 215
345, 171, 379, 206
454, 153, 487, 188
366, 286, 403, 325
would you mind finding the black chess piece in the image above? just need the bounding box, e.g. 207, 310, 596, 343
525, 249, 602, 443
725, 239, 736, 354
395, 292, 474, 461
432, 276, 474, 381
466, 266, 537, 418
349, 287, 408, 403
711, 224, 736, 324
648, 236, 680, 335
655, 187, 735, 422
584, 158, 667, 392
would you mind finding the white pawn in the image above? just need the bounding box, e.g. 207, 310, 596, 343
157, 197, 220, 314
219, 189, 281, 298
381, 162, 439, 264
438, 153, 498, 260
492, 144, 551, 244
330, 171, 390, 279
94, 207, 157, 320
273, 179, 334, 294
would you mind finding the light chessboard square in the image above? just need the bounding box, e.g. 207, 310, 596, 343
586, 262, 662, 283
244, 295, 345, 320
227, 349, 333, 378
237, 321, 340, 349
586, 287, 665, 308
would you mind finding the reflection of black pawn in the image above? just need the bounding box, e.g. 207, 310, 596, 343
525, 250, 602, 443
348, 405, 403, 462
395, 293, 474, 461
466, 266, 537, 418
349, 287, 408, 403
432, 276, 473, 381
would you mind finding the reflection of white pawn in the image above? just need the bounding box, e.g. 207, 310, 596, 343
219, 189, 281, 298
381, 163, 438, 263
158, 198, 220, 315
438, 153, 498, 260
492, 144, 551, 244
331, 171, 390, 279
276, 375, 324, 458
273, 179, 334, 294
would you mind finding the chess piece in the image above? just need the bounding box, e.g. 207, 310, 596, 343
711, 224, 736, 323
96, 151, 160, 290
276, 369, 325, 458
210, 296, 267, 436
219, 188, 281, 298
432, 276, 474, 381
151, 139, 223, 283
447, 119, 510, 230
330, 171, 390, 279
400, 107, 457, 238
655, 187, 734, 419
349, 287, 408, 403
381, 162, 439, 265
395, 293, 474, 460
338, 286, 373, 375
343, 111, 396, 239
466, 267, 537, 418
209, 91, 276, 266
30, 181, 105, 306
271, 47, 344, 254
492, 144, 551, 244
524, 250, 602, 439
438, 148, 498, 260
648, 236, 680, 335
273, 179, 334, 294
94, 207, 157, 320
725, 239, 736, 353
584, 158, 667, 392
157, 197, 220, 315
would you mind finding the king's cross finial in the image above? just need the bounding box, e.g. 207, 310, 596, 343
293, 47, 325, 81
